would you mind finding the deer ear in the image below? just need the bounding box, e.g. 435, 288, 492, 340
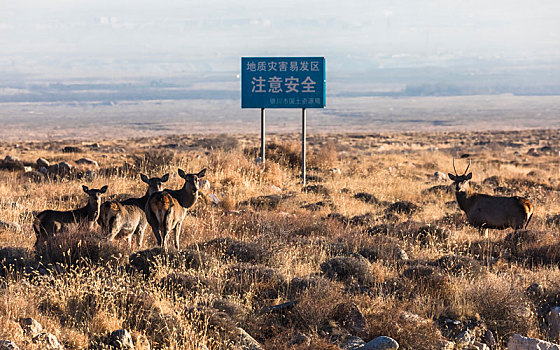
140, 174, 149, 183
178, 169, 186, 178
100, 185, 108, 193
448, 173, 455, 181
197, 168, 207, 178
161, 174, 169, 182
466, 173, 472, 180
82, 185, 89, 193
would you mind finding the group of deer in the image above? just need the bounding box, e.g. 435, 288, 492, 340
33, 168, 207, 251
33, 158, 534, 252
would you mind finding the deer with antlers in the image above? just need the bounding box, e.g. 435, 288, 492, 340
448, 159, 533, 236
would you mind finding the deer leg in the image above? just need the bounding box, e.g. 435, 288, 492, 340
136, 223, 147, 249
174, 222, 183, 251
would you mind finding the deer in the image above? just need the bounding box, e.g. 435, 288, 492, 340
448, 159, 534, 237
145, 168, 206, 251
99, 173, 169, 248
33, 185, 108, 248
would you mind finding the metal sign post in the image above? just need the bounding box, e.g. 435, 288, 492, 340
241, 57, 326, 185
302, 108, 306, 185
260, 108, 266, 164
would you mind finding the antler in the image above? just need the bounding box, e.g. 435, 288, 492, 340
464, 159, 471, 175
452, 157, 458, 175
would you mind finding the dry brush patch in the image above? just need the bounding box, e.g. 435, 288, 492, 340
0, 129, 559, 349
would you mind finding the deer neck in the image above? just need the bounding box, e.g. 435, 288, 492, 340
455, 189, 476, 213
86, 198, 100, 221
176, 184, 198, 208
73, 198, 100, 222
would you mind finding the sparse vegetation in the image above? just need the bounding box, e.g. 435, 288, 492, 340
0, 129, 559, 349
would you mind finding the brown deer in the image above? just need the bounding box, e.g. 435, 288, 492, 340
33, 185, 108, 248
145, 168, 206, 250
99, 173, 169, 248
448, 159, 533, 236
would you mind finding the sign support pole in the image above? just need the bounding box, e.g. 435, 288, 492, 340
302, 107, 306, 186
260, 108, 266, 164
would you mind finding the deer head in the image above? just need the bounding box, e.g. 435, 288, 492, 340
448, 158, 472, 192
178, 168, 206, 193
140, 173, 169, 195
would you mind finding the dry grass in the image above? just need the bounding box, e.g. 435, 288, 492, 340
0, 129, 559, 349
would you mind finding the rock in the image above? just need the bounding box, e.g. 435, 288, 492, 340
472, 341, 489, 350
359, 336, 399, 350
342, 336, 366, 350
291, 332, 311, 346
270, 185, 282, 192
108, 329, 135, 349
507, 334, 560, 350
237, 327, 262, 350
18, 317, 43, 337
23, 166, 33, 172
0, 340, 19, 350
484, 329, 497, 348
330, 302, 367, 334
434, 171, 448, 182
456, 330, 473, 347
548, 306, 560, 342
75, 158, 98, 167
207, 193, 220, 205
48, 161, 75, 176
32, 332, 63, 350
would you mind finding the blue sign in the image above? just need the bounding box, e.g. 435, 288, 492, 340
241, 57, 326, 109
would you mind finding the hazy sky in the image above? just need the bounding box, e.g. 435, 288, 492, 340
1, 0, 560, 77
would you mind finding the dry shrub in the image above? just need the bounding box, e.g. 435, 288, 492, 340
200, 237, 269, 264
133, 150, 175, 173
196, 135, 239, 151
223, 263, 287, 304
36, 226, 124, 267
394, 221, 450, 246
160, 273, 215, 297
358, 235, 408, 263
128, 247, 212, 277
433, 255, 485, 279
465, 275, 538, 345
0, 247, 35, 278
264, 141, 302, 168
503, 230, 560, 265
402, 265, 459, 301
309, 141, 338, 169
365, 307, 443, 350
320, 255, 383, 287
